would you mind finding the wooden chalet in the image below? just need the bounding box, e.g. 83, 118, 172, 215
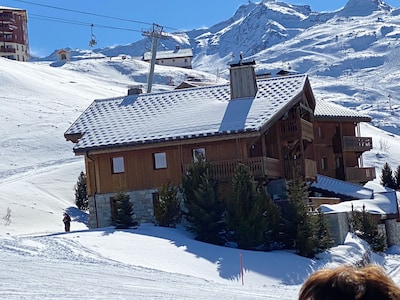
143, 45, 193, 69
65, 59, 375, 228
313, 100, 375, 184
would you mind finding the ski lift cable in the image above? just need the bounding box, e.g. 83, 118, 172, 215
25, 1, 255, 52
29, 14, 143, 33
13, 0, 179, 31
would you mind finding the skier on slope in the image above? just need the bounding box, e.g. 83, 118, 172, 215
63, 212, 71, 232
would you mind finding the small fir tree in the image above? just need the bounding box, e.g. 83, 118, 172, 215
114, 190, 136, 229
393, 165, 400, 190
283, 175, 332, 257
225, 163, 280, 250
183, 156, 225, 245
288, 176, 315, 257
154, 181, 181, 227
313, 209, 334, 253
380, 162, 396, 189
350, 205, 386, 252
74, 171, 88, 210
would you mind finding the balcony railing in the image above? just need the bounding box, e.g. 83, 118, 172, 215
183, 157, 282, 181
342, 136, 373, 152
280, 118, 314, 141
283, 158, 317, 180
334, 136, 373, 153
0, 47, 15, 53
345, 166, 376, 183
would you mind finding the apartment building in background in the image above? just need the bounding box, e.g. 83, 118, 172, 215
0, 6, 29, 61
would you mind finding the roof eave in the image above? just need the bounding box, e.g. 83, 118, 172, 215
314, 116, 372, 122
73, 129, 261, 156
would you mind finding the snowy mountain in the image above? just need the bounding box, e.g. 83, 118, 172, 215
49, 0, 399, 135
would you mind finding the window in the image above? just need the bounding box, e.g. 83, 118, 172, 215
111, 157, 125, 174
336, 157, 342, 168
193, 148, 205, 162
321, 157, 328, 171
153, 152, 167, 169
317, 126, 323, 138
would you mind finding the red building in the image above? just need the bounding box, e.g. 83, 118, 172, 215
0, 6, 29, 61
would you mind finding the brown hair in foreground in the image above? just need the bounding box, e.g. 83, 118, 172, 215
298, 264, 400, 300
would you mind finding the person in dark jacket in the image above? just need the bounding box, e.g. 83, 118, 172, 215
63, 212, 71, 232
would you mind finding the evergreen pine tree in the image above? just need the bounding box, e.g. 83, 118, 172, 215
114, 190, 136, 229
393, 165, 400, 190
74, 171, 88, 210
225, 163, 280, 250
154, 181, 181, 227
260, 187, 281, 249
380, 162, 396, 189
350, 205, 386, 252
313, 209, 334, 253
283, 175, 332, 257
288, 176, 315, 257
182, 156, 225, 245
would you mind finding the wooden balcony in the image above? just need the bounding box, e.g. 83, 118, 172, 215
283, 158, 317, 180
183, 157, 282, 181
345, 166, 376, 183
343, 136, 373, 152
335, 136, 373, 153
0, 47, 15, 53
280, 118, 314, 141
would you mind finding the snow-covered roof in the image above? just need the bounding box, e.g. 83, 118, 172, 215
65, 74, 309, 153
311, 174, 374, 199
143, 48, 193, 61
314, 99, 371, 122
315, 175, 399, 218
65, 74, 373, 154
320, 190, 398, 218
0, 6, 24, 11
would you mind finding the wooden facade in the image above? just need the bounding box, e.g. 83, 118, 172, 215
83, 96, 320, 198
313, 120, 375, 184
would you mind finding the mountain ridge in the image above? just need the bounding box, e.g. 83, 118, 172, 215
35, 0, 400, 134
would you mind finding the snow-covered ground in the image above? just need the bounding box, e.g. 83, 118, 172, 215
1, 55, 400, 299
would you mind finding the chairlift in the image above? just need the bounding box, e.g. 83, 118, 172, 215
89, 23, 97, 47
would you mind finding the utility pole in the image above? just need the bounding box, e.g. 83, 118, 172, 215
142, 23, 168, 93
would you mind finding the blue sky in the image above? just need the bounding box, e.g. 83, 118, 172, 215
2, 0, 400, 57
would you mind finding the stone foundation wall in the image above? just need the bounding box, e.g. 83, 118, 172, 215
386, 219, 400, 247
88, 189, 157, 229
326, 212, 349, 245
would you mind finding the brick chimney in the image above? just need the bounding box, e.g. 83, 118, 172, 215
229, 54, 258, 100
